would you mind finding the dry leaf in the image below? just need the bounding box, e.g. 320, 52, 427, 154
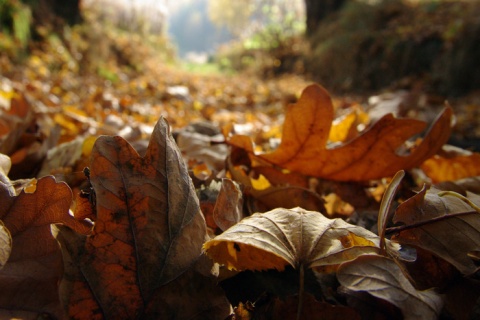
213, 178, 244, 231
377, 170, 405, 253
337, 254, 443, 320
0, 93, 34, 156
56, 117, 229, 319
204, 207, 388, 272
228, 162, 326, 214
392, 185, 480, 274
0, 220, 11, 270
231, 84, 452, 181
0, 175, 92, 318
435, 176, 480, 195
421, 150, 480, 183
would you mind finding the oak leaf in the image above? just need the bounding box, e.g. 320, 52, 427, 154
392, 185, 480, 275
56, 117, 229, 319
203, 207, 389, 272
337, 254, 443, 320
230, 84, 452, 181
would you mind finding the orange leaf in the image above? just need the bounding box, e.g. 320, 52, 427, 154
421, 152, 480, 183
0, 175, 92, 318
56, 117, 229, 319
236, 84, 452, 181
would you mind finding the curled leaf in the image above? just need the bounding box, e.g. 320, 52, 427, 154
378, 170, 405, 253
204, 207, 386, 272
338, 255, 443, 320
0, 220, 11, 270
392, 185, 480, 274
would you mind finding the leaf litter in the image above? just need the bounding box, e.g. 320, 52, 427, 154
0, 52, 480, 319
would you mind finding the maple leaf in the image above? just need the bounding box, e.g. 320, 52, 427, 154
203, 207, 391, 272
230, 84, 452, 181
391, 185, 480, 275
56, 117, 230, 319
337, 254, 443, 320
0, 166, 92, 319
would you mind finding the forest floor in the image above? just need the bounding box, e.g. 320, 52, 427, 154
2, 17, 480, 319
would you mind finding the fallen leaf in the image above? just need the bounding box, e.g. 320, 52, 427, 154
337, 254, 443, 320
228, 162, 326, 214
392, 185, 480, 274
231, 84, 452, 181
175, 121, 228, 171
0, 220, 11, 270
213, 178, 244, 231
0, 175, 92, 318
204, 207, 388, 272
377, 170, 405, 253
421, 149, 480, 183
56, 117, 230, 319
435, 176, 480, 195
0, 93, 34, 156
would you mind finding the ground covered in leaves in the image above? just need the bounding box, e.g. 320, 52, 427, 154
1, 24, 480, 319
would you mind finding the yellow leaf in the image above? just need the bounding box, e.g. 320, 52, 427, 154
250, 174, 271, 190
421, 152, 480, 183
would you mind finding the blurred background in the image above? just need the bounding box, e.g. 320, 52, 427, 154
1, 0, 480, 97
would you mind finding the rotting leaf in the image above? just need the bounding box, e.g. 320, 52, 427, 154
203, 207, 392, 272
392, 185, 480, 275
337, 254, 443, 320
56, 117, 230, 319
230, 84, 452, 181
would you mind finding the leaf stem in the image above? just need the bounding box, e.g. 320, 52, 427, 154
437, 191, 480, 212
297, 264, 304, 320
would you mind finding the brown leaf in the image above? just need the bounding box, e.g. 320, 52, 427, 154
228, 161, 326, 214
56, 117, 230, 319
0, 93, 34, 155
204, 207, 389, 272
337, 255, 443, 320
213, 178, 244, 231
377, 170, 405, 253
231, 84, 452, 181
392, 185, 480, 274
0, 175, 92, 318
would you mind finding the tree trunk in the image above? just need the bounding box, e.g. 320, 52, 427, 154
305, 0, 346, 36
27, 0, 82, 27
